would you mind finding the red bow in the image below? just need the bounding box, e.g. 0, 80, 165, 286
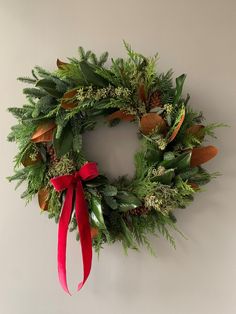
50, 162, 99, 295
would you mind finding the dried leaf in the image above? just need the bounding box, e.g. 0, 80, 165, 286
190, 145, 218, 167
63, 89, 78, 98
188, 182, 199, 190
61, 102, 77, 110
38, 187, 50, 211
90, 227, 99, 239
168, 109, 185, 142
107, 110, 135, 122
140, 113, 167, 135
31, 121, 56, 143
56, 58, 68, 69
187, 124, 205, 139
138, 83, 146, 103
61, 89, 78, 109
22, 152, 41, 167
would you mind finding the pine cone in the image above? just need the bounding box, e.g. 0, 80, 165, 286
129, 205, 150, 216
149, 91, 161, 109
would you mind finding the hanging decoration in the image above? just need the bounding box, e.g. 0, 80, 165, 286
7, 42, 223, 294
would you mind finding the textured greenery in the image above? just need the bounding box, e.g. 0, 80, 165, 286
8, 42, 222, 253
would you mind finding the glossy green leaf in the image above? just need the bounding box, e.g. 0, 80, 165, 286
146, 147, 163, 165
79, 61, 107, 87
117, 191, 141, 212
160, 152, 190, 169
157, 169, 175, 185
53, 123, 73, 158
175, 151, 192, 173
36, 79, 62, 98
85, 175, 109, 187
90, 196, 106, 229
174, 74, 186, 104
104, 196, 118, 210
102, 185, 118, 196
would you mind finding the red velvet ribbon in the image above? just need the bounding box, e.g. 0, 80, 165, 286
50, 162, 99, 295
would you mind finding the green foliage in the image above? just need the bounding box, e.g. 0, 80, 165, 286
7, 42, 223, 255
8, 163, 46, 202
203, 122, 228, 138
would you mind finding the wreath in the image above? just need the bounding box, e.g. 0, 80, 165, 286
8, 42, 223, 294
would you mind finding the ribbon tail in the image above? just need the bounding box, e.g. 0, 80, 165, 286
75, 181, 93, 291
57, 185, 74, 295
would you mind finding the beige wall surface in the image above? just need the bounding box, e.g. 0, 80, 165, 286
0, 1, 235, 313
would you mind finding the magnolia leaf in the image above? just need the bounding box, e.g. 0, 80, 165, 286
36, 79, 62, 98
145, 147, 163, 165
107, 110, 135, 122
157, 169, 175, 185
38, 187, 50, 211
160, 151, 191, 170
22, 151, 42, 167
79, 61, 107, 87
85, 175, 109, 187
188, 182, 200, 190
168, 105, 185, 142
174, 74, 186, 104
102, 185, 118, 196
90, 227, 99, 239
117, 191, 141, 212
175, 151, 192, 173
90, 196, 106, 229
31, 121, 56, 143
186, 124, 205, 140
53, 123, 73, 158
61, 102, 77, 110
140, 113, 167, 135
190, 146, 218, 167
61, 89, 78, 109
56, 58, 68, 69
104, 196, 118, 210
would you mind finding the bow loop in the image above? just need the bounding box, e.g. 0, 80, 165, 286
78, 162, 98, 181
50, 174, 74, 192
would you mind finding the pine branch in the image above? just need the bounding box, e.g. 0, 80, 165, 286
23, 87, 47, 99
17, 76, 36, 84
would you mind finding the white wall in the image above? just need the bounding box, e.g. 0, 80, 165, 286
0, 1, 236, 313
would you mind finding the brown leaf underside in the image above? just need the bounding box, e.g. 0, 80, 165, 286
140, 113, 166, 135
61, 89, 78, 109
107, 110, 135, 122
38, 187, 50, 211
190, 145, 218, 167
22, 152, 41, 167
56, 58, 68, 69
31, 121, 56, 143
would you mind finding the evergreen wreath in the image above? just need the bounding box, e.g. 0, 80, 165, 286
8, 42, 223, 254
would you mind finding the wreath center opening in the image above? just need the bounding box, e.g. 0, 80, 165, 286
83, 120, 140, 179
